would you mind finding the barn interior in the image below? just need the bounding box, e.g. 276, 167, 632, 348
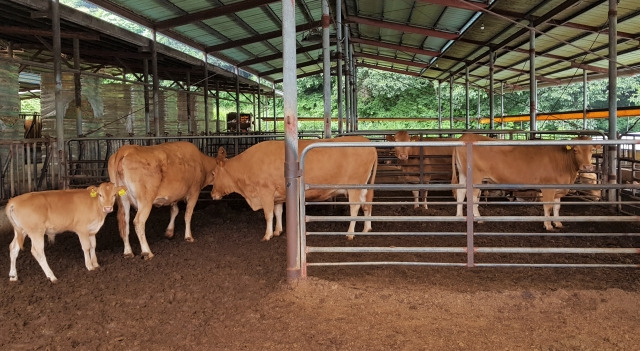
1, 0, 640, 274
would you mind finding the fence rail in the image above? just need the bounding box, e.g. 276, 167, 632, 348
298, 138, 640, 276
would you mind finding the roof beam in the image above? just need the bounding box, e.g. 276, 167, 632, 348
0, 26, 99, 40
354, 52, 429, 68
443, 0, 584, 80
206, 20, 321, 53
569, 61, 608, 74
345, 16, 458, 40
238, 43, 324, 66
350, 37, 440, 57
415, 0, 488, 11
155, 0, 277, 30
87, 0, 155, 28
492, 9, 639, 41
258, 59, 322, 76
494, 64, 562, 84
357, 62, 421, 77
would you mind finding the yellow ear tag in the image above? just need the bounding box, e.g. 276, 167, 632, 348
90, 189, 98, 198
118, 189, 127, 197
565, 145, 572, 150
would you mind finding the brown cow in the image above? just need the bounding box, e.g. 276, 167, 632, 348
453, 134, 597, 230
386, 131, 455, 209
211, 136, 378, 241
6, 182, 127, 282
108, 141, 217, 259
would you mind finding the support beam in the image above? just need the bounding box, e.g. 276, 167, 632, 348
322, 0, 331, 138
529, 24, 537, 132
354, 52, 429, 68
0, 26, 99, 40
345, 16, 458, 40
415, 0, 488, 11
282, 0, 301, 281
238, 43, 323, 66
350, 37, 439, 57
206, 21, 321, 52
155, 0, 277, 30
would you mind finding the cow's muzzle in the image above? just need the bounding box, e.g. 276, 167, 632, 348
103, 206, 114, 213
580, 164, 596, 172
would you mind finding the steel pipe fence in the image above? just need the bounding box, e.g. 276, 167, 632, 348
1, 133, 322, 201
0, 138, 59, 201
298, 138, 640, 276
65, 132, 322, 188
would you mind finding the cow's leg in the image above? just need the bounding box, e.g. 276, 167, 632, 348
361, 189, 373, 233
89, 234, 99, 269
133, 205, 154, 259
421, 189, 429, 209
345, 189, 365, 240
471, 188, 482, 220
411, 190, 420, 209
29, 234, 57, 283
273, 203, 284, 237
261, 201, 275, 241
164, 202, 179, 239
182, 196, 198, 242
8, 230, 23, 282
552, 196, 563, 229
455, 174, 467, 216
541, 190, 555, 230
77, 233, 98, 271
117, 196, 134, 258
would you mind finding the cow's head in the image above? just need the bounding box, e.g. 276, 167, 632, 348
567, 136, 600, 172
385, 131, 417, 160
211, 147, 229, 200
89, 182, 128, 213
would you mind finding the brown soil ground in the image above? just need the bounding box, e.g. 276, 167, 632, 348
1, 193, 639, 351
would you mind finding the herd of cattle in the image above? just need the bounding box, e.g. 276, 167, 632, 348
4, 131, 599, 282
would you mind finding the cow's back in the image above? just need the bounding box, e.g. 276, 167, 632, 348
109, 142, 211, 204
223, 136, 377, 203
456, 134, 584, 185
301, 136, 377, 201
7, 189, 96, 233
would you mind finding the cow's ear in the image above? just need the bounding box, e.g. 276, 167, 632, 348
217, 147, 227, 160
87, 186, 98, 198
385, 135, 395, 142
565, 145, 573, 151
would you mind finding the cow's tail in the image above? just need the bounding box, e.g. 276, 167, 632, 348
365, 148, 378, 210
107, 150, 128, 226
451, 148, 459, 199
5, 204, 25, 250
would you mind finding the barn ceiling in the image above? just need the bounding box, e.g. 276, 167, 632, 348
1, 0, 639, 95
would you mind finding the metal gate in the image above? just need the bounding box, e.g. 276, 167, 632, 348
298, 138, 640, 277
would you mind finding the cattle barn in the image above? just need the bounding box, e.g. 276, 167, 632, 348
1, 0, 640, 349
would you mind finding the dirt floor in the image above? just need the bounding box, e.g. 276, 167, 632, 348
1, 193, 640, 351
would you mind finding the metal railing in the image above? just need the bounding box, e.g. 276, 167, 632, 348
298, 138, 640, 276
65, 132, 322, 188
0, 138, 59, 201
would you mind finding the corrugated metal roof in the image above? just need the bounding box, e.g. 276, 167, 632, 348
1, 0, 639, 96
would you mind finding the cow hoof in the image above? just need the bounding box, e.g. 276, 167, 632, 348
9, 276, 17, 282
273, 231, 282, 237
346, 235, 355, 241
261, 237, 272, 242
123, 253, 135, 259
141, 252, 154, 260
185, 237, 195, 243
165, 231, 175, 239
49, 278, 58, 284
